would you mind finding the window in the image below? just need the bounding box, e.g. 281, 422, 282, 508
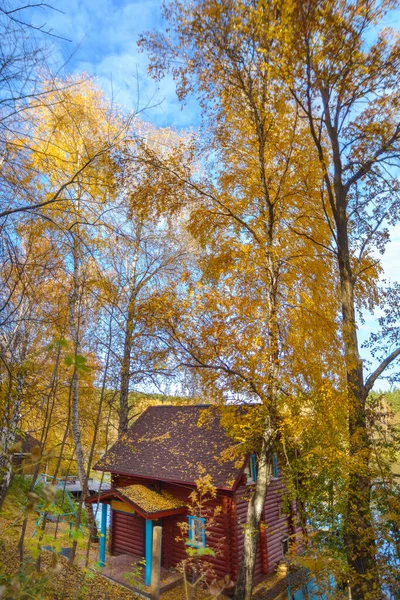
250, 454, 257, 481
272, 452, 279, 479
187, 516, 206, 547
245, 454, 257, 484
282, 536, 289, 556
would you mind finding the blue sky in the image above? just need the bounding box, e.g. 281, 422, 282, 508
30, 0, 399, 389
31, 0, 199, 128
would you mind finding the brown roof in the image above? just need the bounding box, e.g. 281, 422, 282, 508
95, 405, 246, 490
15, 432, 41, 454
86, 484, 187, 519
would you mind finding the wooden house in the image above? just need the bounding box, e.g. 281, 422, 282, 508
86, 405, 301, 589
12, 432, 42, 474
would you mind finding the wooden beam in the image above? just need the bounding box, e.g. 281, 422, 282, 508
151, 526, 162, 600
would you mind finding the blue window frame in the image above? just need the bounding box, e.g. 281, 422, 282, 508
187, 516, 206, 547
272, 452, 279, 479
250, 454, 257, 482
245, 454, 257, 484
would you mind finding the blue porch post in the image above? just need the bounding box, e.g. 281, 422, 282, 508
145, 519, 153, 586
99, 503, 108, 567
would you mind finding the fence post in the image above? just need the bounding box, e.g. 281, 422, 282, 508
150, 526, 162, 600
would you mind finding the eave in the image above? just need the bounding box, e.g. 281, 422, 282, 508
85, 487, 188, 520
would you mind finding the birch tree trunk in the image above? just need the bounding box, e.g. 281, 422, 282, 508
118, 281, 138, 436
234, 110, 281, 599
118, 222, 142, 436
0, 314, 28, 508
69, 228, 97, 556
69, 230, 88, 493
233, 426, 273, 600
0, 374, 23, 508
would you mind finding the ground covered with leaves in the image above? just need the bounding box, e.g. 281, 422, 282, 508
0, 541, 142, 600
0, 478, 142, 600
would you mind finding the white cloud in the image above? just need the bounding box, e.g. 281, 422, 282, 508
31, 0, 200, 127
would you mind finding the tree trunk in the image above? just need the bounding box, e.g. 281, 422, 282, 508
118, 227, 141, 437
234, 422, 273, 600
118, 297, 135, 436
69, 231, 87, 491
0, 421, 17, 508
335, 214, 381, 599
69, 230, 97, 559
307, 85, 383, 598
0, 370, 24, 508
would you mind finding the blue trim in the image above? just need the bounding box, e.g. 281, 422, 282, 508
250, 454, 257, 481
99, 503, 107, 567
187, 516, 206, 547
272, 452, 279, 478
145, 519, 153, 586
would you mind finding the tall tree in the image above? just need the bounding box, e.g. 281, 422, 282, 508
16, 76, 127, 536
140, 4, 339, 598
0, 0, 67, 505
109, 216, 186, 436
281, 2, 400, 596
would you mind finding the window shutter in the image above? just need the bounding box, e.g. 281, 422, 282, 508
250, 454, 257, 481
272, 452, 279, 478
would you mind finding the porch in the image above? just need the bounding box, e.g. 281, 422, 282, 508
85, 483, 187, 593
101, 552, 183, 597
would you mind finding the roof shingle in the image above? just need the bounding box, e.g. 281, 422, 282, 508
95, 405, 245, 490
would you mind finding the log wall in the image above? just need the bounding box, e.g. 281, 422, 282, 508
110, 471, 301, 584
232, 474, 298, 581
111, 510, 145, 557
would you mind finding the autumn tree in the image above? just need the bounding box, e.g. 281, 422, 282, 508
278, 2, 400, 597
140, 4, 341, 598
0, 74, 129, 538
104, 216, 184, 435
0, 2, 128, 505
104, 125, 190, 436
0, 232, 59, 506
18, 76, 129, 547
0, 0, 70, 506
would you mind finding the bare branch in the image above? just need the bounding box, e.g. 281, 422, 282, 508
364, 347, 400, 394
0, 144, 114, 220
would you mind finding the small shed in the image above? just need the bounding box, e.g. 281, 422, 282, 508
86, 405, 302, 590
12, 432, 42, 474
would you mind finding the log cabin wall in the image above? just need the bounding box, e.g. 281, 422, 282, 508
159, 481, 233, 580
110, 471, 299, 583
263, 476, 291, 574
157, 482, 233, 580
159, 482, 191, 570
233, 474, 295, 581
112, 511, 145, 556
110, 474, 234, 580
200, 490, 232, 580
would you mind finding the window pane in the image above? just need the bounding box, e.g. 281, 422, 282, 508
193, 518, 203, 543
188, 516, 205, 547
272, 452, 279, 478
